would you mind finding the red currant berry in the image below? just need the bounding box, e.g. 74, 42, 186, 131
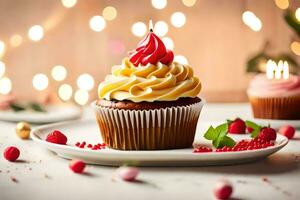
3, 146, 20, 162
214, 179, 233, 200
69, 160, 86, 173
279, 125, 295, 139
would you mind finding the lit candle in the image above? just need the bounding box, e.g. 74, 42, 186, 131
275, 60, 283, 79
265, 59, 289, 80
266, 59, 276, 79
283, 61, 289, 79
149, 19, 154, 32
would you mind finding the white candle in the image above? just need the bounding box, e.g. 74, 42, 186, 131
265, 59, 289, 80
266, 59, 276, 79
283, 61, 289, 79
275, 60, 283, 79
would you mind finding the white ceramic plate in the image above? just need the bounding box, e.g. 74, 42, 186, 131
0, 104, 82, 124
252, 118, 300, 129
30, 119, 288, 166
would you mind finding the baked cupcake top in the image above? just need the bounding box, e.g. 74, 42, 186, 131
98, 30, 201, 102
247, 74, 300, 97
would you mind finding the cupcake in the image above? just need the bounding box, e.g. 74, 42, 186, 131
93, 29, 203, 150
247, 74, 300, 119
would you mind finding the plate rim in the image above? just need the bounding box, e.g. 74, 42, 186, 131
30, 119, 289, 157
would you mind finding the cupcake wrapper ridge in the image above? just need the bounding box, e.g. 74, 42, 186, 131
93, 101, 204, 150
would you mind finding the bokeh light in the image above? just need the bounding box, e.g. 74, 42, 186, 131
171, 12, 186, 28
89, 16, 106, 32
103, 6, 117, 21
0, 77, 12, 95
74, 89, 89, 105
28, 25, 44, 41
242, 11, 262, 32
58, 84, 73, 101
131, 22, 147, 37
61, 0, 77, 8
0, 61, 5, 77
291, 41, 300, 56
9, 34, 23, 47
174, 55, 188, 65
296, 8, 300, 22
77, 73, 94, 91
274, 0, 289, 10
151, 0, 167, 9
154, 21, 168, 37
162, 37, 174, 50
51, 65, 67, 81
0, 40, 6, 56
182, 0, 197, 7
32, 73, 49, 91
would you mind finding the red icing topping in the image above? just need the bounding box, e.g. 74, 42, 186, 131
129, 31, 174, 66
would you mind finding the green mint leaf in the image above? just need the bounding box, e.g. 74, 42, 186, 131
226, 119, 233, 124
10, 103, 26, 112
245, 120, 261, 130
29, 102, 46, 112
213, 137, 222, 148
204, 126, 218, 140
220, 136, 236, 147
215, 123, 228, 134
251, 129, 260, 138
246, 120, 262, 138
212, 131, 227, 148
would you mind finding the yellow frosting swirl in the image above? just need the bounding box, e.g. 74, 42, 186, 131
98, 58, 201, 102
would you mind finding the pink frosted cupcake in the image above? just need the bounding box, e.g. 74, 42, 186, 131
247, 74, 300, 119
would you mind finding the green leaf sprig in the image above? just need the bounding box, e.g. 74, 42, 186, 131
9, 102, 46, 113
245, 120, 262, 138
204, 123, 236, 148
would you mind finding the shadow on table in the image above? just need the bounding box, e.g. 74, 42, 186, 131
145, 152, 299, 175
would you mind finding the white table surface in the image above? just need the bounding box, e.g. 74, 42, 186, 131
0, 103, 299, 200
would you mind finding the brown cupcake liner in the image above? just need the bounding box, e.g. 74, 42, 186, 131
249, 95, 300, 120
93, 101, 204, 150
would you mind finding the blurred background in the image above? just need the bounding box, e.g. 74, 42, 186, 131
0, 0, 300, 105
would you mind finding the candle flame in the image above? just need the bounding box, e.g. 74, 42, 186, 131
266, 59, 289, 80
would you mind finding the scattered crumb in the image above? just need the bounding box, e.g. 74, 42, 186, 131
261, 176, 269, 183
10, 176, 18, 183
29, 168, 32, 171
0, 170, 2, 173
39, 160, 42, 163
6, 170, 10, 173
44, 174, 51, 179
261, 176, 291, 197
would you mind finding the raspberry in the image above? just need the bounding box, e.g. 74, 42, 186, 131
279, 125, 295, 139
69, 160, 86, 173
46, 130, 68, 145
213, 179, 233, 200
117, 166, 139, 182
3, 146, 20, 162
258, 127, 277, 141
228, 118, 246, 134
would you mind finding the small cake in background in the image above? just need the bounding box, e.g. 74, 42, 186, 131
93, 22, 203, 150
247, 60, 300, 120
0, 93, 15, 110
